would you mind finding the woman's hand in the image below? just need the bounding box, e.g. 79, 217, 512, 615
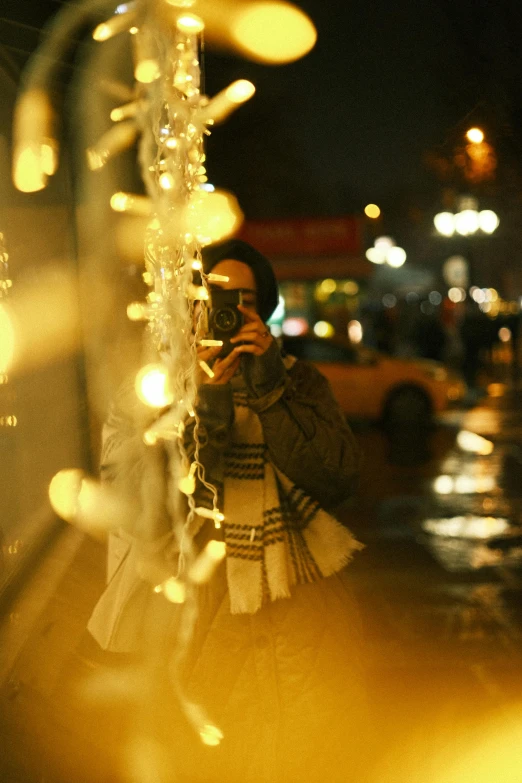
196, 344, 240, 385
229, 305, 273, 357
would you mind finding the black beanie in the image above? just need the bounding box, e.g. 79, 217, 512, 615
201, 239, 279, 323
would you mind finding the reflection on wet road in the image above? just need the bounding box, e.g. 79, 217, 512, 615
342, 388, 522, 781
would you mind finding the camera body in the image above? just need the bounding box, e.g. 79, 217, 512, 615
208, 288, 244, 356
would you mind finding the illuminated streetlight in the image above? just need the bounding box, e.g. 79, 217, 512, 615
466, 127, 484, 144
366, 236, 406, 267
434, 197, 498, 238
364, 203, 381, 218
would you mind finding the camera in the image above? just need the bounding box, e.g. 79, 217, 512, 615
208, 288, 244, 356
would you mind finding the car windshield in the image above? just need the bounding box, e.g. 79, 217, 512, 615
283, 337, 357, 363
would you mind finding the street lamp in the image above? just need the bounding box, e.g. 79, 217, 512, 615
466, 127, 484, 144
433, 197, 499, 238
365, 236, 406, 267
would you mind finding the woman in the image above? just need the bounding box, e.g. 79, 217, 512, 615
88, 239, 369, 782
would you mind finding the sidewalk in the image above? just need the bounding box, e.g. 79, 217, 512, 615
2, 384, 522, 782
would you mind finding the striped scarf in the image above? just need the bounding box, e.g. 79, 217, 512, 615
217, 389, 363, 615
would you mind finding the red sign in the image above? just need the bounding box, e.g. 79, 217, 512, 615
239, 216, 362, 256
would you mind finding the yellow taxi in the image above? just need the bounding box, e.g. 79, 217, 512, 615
282, 335, 466, 423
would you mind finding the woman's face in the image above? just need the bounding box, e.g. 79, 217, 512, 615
208, 259, 257, 314
194, 259, 257, 338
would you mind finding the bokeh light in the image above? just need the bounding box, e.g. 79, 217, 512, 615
49, 469, 85, 522
0, 304, 15, 372
434, 212, 455, 236
348, 320, 363, 343
230, 2, 317, 64
466, 127, 484, 144
135, 364, 174, 408
282, 317, 308, 336
456, 430, 494, 455
313, 320, 334, 338
364, 203, 381, 218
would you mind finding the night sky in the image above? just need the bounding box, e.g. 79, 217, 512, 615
3, 0, 522, 228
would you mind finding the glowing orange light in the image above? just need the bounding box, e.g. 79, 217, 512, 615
364, 203, 381, 218
231, 2, 317, 64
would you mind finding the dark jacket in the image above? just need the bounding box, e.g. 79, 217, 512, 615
183, 341, 361, 514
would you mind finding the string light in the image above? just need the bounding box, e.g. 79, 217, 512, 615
230, 2, 317, 64
48, 469, 85, 522
189, 540, 227, 584
194, 507, 225, 528
135, 364, 174, 407
110, 191, 152, 215
201, 80, 256, 124
110, 100, 140, 122
176, 14, 205, 34
198, 360, 215, 379
86, 121, 139, 170
178, 462, 197, 495
92, 7, 138, 42
207, 273, 229, 283
9, 0, 319, 754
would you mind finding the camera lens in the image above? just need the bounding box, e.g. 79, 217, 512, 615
214, 307, 239, 332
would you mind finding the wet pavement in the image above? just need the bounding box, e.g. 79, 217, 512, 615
345, 384, 522, 781
2, 382, 522, 781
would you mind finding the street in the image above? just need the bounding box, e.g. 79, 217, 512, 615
346, 385, 522, 781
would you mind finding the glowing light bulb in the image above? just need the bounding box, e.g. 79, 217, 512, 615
365, 247, 386, 264
225, 80, 256, 103
191, 259, 203, 271
479, 210, 499, 234
159, 172, 175, 190
13, 144, 47, 192
110, 191, 152, 215
198, 360, 215, 379
313, 321, 334, 338
454, 209, 480, 236
135, 59, 160, 83
231, 2, 317, 64
176, 13, 204, 34
387, 246, 406, 267
200, 339, 224, 347
165, 137, 178, 149
364, 203, 381, 218
127, 302, 147, 321
456, 430, 494, 455
178, 463, 197, 495
161, 577, 186, 603
135, 364, 174, 408
348, 320, 363, 344
0, 305, 15, 372
110, 101, 138, 122
49, 469, 85, 522
93, 23, 112, 41
434, 212, 455, 237
199, 724, 224, 747
207, 273, 230, 283
189, 540, 227, 584
466, 127, 484, 144
434, 475, 454, 495
110, 192, 131, 211
186, 189, 243, 246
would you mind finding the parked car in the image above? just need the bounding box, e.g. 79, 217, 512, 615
282, 335, 466, 423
